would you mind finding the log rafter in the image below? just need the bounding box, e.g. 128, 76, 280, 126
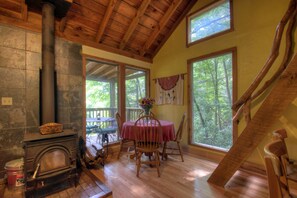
152, 0, 198, 57
140, 0, 182, 56
0, 0, 196, 62
21, 0, 28, 21
119, 0, 151, 50
0, 7, 22, 19
86, 65, 106, 77
59, 15, 69, 32
95, 0, 117, 43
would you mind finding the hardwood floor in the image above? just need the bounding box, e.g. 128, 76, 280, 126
0, 147, 269, 198
91, 150, 269, 198
0, 169, 112, 198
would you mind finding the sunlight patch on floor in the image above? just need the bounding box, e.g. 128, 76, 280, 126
184, 169, 211, 181
131, 185, 146, 194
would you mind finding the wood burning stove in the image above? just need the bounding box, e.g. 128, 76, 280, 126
22, 1, 78, 197
23, 130, 78, 197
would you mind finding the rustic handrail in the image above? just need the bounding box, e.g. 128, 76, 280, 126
233, 0, 297, 123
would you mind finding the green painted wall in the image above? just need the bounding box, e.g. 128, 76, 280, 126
152, 0, 297, 166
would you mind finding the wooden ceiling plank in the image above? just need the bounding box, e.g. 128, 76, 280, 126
0, 0, 198, 62
65, 22, 96, 38
59, 2, 73, 33
100, 67, 117, 78
21, 0, 28, 21
141, 0, 182, 56
65, 12, 99, 31
119, 0, 151, 49
58, 1, 74, 33
86, 65, 103, 76
106, 72, 118, 80
152, 0, 198, 57
1, 0, 22, 10
208, 53, 297, 187
95, 0, 117, 43
116, 0, 138, 18
5, 0, 22, 4
0, 11, 152, 62
95, 66, 116, 78
0, 12, 39, 33
72, 0, 106, 17
123, 0, 141, 7
59, 16, 67, 32
0, 7, 22, 19
150, 3, 165, 15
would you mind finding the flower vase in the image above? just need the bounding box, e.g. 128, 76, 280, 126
144, 108, 150, 116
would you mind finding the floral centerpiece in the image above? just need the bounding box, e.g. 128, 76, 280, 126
138, 97, 155, 116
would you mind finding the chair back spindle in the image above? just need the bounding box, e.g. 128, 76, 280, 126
115, 112, 123, 135
264, 139, 297, 198
175, 113, 186, 142
116, 112, 136, 159
134, 115, 162, 177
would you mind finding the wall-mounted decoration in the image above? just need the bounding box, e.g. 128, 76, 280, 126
154, 74, 185, 105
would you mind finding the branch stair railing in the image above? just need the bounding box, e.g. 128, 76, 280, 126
208, 0, 297, 187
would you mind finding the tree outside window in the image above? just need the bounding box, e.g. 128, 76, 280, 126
190, 50, 235, 150
187, 0, 232, 45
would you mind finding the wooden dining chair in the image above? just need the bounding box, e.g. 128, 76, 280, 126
264, 140, 297, 197
162, 113, 186, 162
134, 115, 163, 177
272, 129, 297, 183
138, 110, 155, 118
116, 112, 135, 159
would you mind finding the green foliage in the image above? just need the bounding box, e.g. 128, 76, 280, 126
190, 0, 230, 42
86, 71, 147, 109
191, 53, 233, 150
125, 73, 146, 108
86, 80, 111, 108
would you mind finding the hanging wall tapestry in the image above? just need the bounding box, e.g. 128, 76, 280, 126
155, 74, 184, 105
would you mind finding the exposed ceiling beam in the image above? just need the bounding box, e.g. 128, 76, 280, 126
21, 0, 28, 21
95, 66, 116, 78
152, 0, 198, 57
125, 72, 146, 80
95, 0, 117, 43
106, 71, 118, 80
59, 16, 68, 32
87, 64, 109, 76
54, 23, 153, 63
119, 0, 151, 49
0, 7, 22, 19
100, 66, 117, 78
140, 0, 182, 56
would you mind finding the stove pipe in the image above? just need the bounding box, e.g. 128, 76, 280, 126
41, 2, 55, 124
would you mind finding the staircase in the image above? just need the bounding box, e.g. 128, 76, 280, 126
208, 0, 297, 187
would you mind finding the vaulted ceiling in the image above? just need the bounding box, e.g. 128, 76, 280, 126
0, 0, 197, 62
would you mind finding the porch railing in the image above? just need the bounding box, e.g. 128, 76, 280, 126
86, 107, 143, 144
86, 107, 143, 122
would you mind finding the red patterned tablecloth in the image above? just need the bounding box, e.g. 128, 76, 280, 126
121, 120, 175, 142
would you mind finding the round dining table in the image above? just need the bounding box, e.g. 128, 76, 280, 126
121, 120, 176, 142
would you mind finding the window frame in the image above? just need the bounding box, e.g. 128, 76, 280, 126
82, 55, 150, 143
187, 47, 238, 152
124, 65, 149, 121
186, 0, 234, 47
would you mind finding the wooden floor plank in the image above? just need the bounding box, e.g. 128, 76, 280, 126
0, 151, 269, 197
1, 169, 112, 198
90, 152, 269, 198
